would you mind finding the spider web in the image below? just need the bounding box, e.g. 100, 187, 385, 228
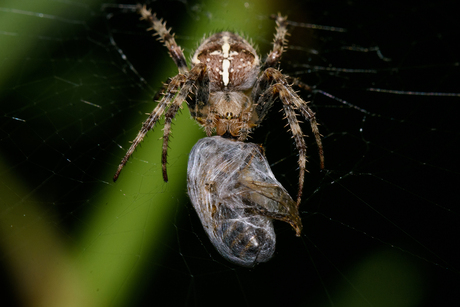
1, 0, 459, 306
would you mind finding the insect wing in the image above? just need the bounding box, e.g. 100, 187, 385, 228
239, 165, 303, 236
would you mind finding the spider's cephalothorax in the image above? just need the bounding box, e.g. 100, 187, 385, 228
114, 5, 324, 206
190, 32, 260, 138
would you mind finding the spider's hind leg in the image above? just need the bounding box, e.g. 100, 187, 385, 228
251, 68, 324, 206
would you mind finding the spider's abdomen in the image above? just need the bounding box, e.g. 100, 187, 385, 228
187, 136, 302, 267
191, 32, 260, 91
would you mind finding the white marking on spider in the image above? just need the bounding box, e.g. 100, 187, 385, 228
221, 35, 231, 86
220, 36, 239, 86
222, 59, 230, 85
222, 36, 230, 57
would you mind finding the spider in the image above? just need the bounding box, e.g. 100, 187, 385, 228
114, 4, 324, 206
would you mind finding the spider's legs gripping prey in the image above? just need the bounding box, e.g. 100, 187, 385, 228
137, 4, 188, 74
252, 68, 324, 206
188, 67, 212, 136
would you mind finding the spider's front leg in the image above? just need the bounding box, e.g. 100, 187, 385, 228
252, 68, 324, 206
138, 4, 188, 74
264, 13, 289, 69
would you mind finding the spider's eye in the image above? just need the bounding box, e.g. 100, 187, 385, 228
226, 112, 233, 119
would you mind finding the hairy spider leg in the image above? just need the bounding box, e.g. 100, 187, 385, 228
137, 4, 188, 74
161, 64, 207, 181
113, 74, 184, 182
114, 6, 207, 182
264, 13, 289, 68
251, 68, 324, 206
113, 63, 207, 182
266, 13, 323, 169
